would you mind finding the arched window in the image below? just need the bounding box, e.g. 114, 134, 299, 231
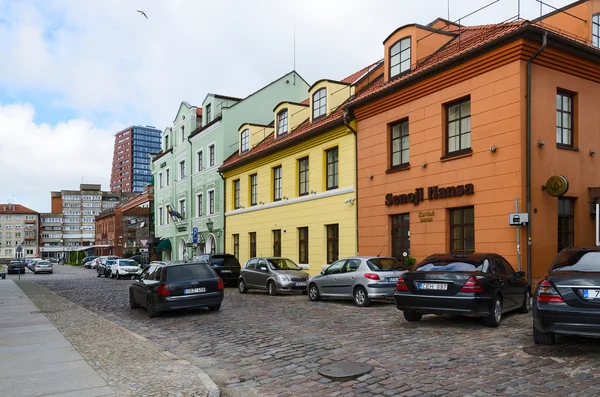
593, 14, 599, 48
277, 109, 288, 136
240, 129, 250, 152
312, 88, 327, 120
389, 36, 411, 78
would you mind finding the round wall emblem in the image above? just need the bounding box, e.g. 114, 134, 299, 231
545, 175, 569, 197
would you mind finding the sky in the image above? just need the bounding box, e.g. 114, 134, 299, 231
0, 0, 573, 213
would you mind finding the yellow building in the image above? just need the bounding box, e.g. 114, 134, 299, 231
219, 62, 382, 275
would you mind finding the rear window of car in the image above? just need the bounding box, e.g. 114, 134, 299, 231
119, 260, 137, 266
166, 264, 216, 281
367, 258, 405, 271
551, 251, 600, 272
211, 256, 240, 267
416, 260, 486, 272
38, 261, 51, 265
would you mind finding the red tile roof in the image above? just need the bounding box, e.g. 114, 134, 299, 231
340, 60, 383, 85
0, 204, 38, 214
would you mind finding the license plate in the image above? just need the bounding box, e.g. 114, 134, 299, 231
583, 289, 600, 299
388, 277, 399, 282
295, 282, 307, 287
418, 283, 448, 290
184, 287, 206, 294
220, 270, 232, 273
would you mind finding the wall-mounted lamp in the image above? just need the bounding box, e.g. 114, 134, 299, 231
489, 146, 497, 153
421, 162, 427, 168
343, 197, 355, 205
259, 201, 265, 205
310, 190, 317, 195
283, 196, 289, 200
368, 174, 373, 179
591, 149, 597, 156
537, 140, 546, 148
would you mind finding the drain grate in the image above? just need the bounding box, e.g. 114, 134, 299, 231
318, 361, 374, 381
522, 345, 582, 357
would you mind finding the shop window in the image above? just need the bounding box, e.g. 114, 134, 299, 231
445, 97, 471, 156
556, 90, 574, 147
233, 180, 241, 209
249, 232, 257, 258
325, 147, 338, 190
392, 214, 410, 260
298, 227, 309, 264
390, 119, 409, 168
298, 157, 309, 196
389, 36, 411, 78
273, 229, 281, 257
593, 14, 600, 48
450, 207, 474, 254
273, 166, 282, 201
558, 198, 574, 252
326, 224, 339, 264
233, 234, 239, 259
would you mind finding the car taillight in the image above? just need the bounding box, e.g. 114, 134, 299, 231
364, 273, 380, 280
537, 280, 564, 303
396, 276, 408, 291
217, 278, 224, 290
157, 284, 170, 296
460, 276, 484, 293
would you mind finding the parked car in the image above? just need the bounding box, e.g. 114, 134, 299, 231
7, 261, 26, 274
394, 253, 530, 327
81, 255, 98, 265
308, 256, 410, 307
195, 254, 241, 286
28, 258, 43, 271
238, 257, 309, 296
97, 259, 116, 277
533, 247, 600, 344
110, 259, 142, 279
33, 260, 53, 274
129, 262, 224, 318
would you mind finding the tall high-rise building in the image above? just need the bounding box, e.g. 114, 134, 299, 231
110, 125, 162, 193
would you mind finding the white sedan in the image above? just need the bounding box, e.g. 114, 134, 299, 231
110, 259, 142, 279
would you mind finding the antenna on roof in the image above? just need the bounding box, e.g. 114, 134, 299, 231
293, 24, 296, 85
447, 0, 450, 21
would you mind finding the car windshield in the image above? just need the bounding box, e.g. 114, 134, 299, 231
367, 258, 405, 271
552, 251, 600, 272
417, 260, 486, 272
166, 264, 215, 281
119, 260, 137, 267
106, 260, 116, 265
267, 258, 301, 270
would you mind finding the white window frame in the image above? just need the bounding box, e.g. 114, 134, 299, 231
179, 160, 186, 180
196, 193, 203, 217
207, 189, 216, 215
166, 169, 170, 186
158, 206, 163, 226
159, 172, 163, 189
240, 130, 249, 153
208, 144, 216, 167
197, 150, 204, 172
179, 199, 186, 219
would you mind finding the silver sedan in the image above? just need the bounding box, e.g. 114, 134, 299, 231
308, 256, 409, 307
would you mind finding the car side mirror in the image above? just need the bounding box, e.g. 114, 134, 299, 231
514, 271, 526, 278
320, 270, 325, 275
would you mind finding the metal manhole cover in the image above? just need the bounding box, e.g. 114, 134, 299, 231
318, 361, 373, 381
522, 345, 582, 357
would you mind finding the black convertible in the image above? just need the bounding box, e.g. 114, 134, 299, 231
394, 253, 530, 327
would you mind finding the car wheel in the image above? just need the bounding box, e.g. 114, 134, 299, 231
267, 281, 277, 296
111, 272, 115, 279
353, 286, 371, 307
147, 297, 158, 318
238, 279, 247, 294
97, 272, 101, 277
484, 295, 502, 327
129, 290, 140, 309
533, 323, 556, 345
208, 304, 221, 311
403, 311, 423, 322
519, 290, 531, 314
308, 284, 321, 301
116, 272, 120, 280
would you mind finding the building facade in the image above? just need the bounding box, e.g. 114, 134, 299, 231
152, 72, 309, 261
348, 0, 600, 285
110, 125, 163, 193
0, 204, 39, 260
220, 64, 381, 275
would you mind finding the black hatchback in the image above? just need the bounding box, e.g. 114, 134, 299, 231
7, 261, 26, 274
195, 254, 241, 287
533, 247, 600, 344
129, 262, 224, 318
394, 253, 530, 327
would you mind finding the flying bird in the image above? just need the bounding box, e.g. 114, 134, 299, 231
137, 10, 148, 19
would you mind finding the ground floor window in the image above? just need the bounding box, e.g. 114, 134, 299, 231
326, 224, 339, 264
558, 197, 575, 252
249, 232, 256, 258
298, 227, 309, 264
273, 229, 281, 257
233, 234, 239, 259
449, 206, 475, 254
392, 213, 410, 260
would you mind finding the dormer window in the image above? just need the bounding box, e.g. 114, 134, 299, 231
390, 37, 411, 78
277, 109, 288, 136
313, 88, 327, 120
165, 135, 169, 150
240, 129, 249, 153
206, 104, 212, 123
593, 14, 599, 48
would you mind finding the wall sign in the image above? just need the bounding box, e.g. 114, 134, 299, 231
419, 211, 435, 223
385, 184, 475, 206
544, 175, 569, 197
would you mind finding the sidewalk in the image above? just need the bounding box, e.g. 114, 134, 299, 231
0, 279, 114, 397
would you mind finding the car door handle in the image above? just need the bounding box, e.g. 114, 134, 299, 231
333, 277, 337, 280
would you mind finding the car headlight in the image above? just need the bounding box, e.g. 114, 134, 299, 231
278, 275, 289, 282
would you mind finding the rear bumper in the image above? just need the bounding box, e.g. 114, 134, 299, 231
7, 269, 25, 274
155, 291, 224, 311
394, 293, 493, 317
366, 283, 397, 299
534, 304, 600, 337
34, 269, 53, 273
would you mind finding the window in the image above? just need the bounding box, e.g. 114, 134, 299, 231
159, 172, 163, 189
250, 174, 258, 206
179, 160, 186, 180
313, 88, 327, 120
277, 109, 288, 136
158, 207, 163, 226
197, 151, 203, 171
450, 207, 475, 254
273, 166, 282, 201
326, 147, 338, 190
240, 129, 249, 153
209, 190, 215, 215
249, 232, 256, 258
233, 180, 241, 209
233, 234, 239, 259
593, 14, 599, 48
389, 37, 411, 78
273, 230, 281, 257
556, 91, 574, 147
298, 227, 309, 264
197, 194, 203, 217
558, 198, 575, 252
179, 199, 186, 219
446, 98, 471, 155
392, 214, 410, 260
391, 119, 409, 168
298, 157, 309, 196
181, 125, 185, 143
206, 104, 212, 123
166, 169, 170, 186
326, 224, 339, 264
165, 135, 169, 150
209, 145, 215, 166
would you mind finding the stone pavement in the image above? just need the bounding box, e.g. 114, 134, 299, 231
12, 277, 218, 397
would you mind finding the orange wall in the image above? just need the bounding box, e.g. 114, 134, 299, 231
51, 196, 62, 213
536, 1, 600, 45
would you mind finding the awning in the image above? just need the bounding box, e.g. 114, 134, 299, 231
156, 239, 172, 251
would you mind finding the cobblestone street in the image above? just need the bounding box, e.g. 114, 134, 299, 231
13, 266, 600, 397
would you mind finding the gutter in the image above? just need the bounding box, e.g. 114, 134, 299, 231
526, 31, 547, 287
219, 171, 226, 254
343, 109, 359, 255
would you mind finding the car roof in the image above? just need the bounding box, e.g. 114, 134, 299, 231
421, 253, 494, 262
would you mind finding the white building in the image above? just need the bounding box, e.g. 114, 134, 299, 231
0, 203, 40, 260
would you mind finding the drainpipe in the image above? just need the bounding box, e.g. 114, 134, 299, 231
343, 108, 359, 255
219, 171, 226, 254
188, 135, 194, 258
526, 31, 547, 287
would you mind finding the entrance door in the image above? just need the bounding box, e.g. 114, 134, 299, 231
392, 214, 410, 260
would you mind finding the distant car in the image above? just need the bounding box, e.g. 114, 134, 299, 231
195, 254, 241, 287
129, 262, 224, 318
308, 256, 410, 307
81, 255, 98, 265
110, 259, 142, 279
97, 259, 116, 277
238, 257, 309, 296
394, 253, 530, 327
28, 258, 43, 271
533, 247, 600, 345
7, 261, 26, 274
33, 261, 53, 274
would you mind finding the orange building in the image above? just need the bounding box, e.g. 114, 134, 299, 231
347, 1, 600, 285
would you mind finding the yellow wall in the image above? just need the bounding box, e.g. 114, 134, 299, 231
273, 102, 310, 132
310, 81, 354, 118
238, 123, 274, 153
224, 124, 357, 275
